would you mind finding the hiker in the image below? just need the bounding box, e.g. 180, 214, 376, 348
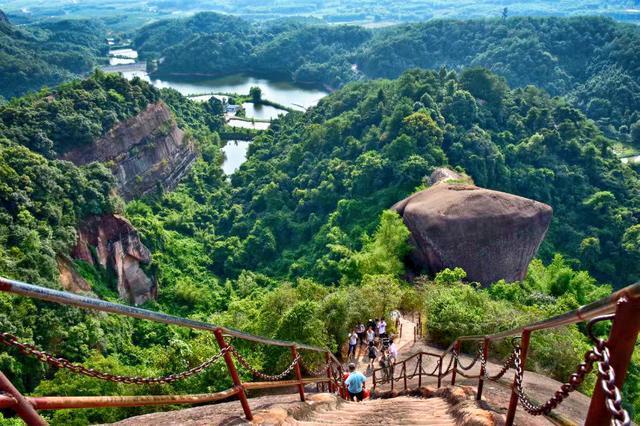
378, 318, 387, 338
388, 338, 398, 364
367, 318, 376, 332
348, 328, 358, 358
367, 341, 378, 369
379, 349, 392, 381
356, 322, 366, 346
366, 326, 375, 346
374, 318, 380, 336
344, 363, 367, 402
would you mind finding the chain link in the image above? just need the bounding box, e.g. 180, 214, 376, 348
480, 349, 516, 381
0, 332, 228, 385
230, 347, 301, 381
299, 357, 331, 377
511, 315, 631, 425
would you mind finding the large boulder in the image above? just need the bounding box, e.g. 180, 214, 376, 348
71, 214, 156, 305
392, 169, 552, 285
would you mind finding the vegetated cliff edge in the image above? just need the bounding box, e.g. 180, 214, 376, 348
62, 101, 197, 200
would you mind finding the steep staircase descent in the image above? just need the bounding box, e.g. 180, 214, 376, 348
292, 396, 455, 425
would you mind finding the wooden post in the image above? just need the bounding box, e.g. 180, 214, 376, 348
477, 338, 489, 401
373, 368, 377, 390
0, 371, 47, 426
403, 362, 408, 390
325, 352, 334, 393
214, 328, 253, 421
437, 356, 443, 388
391, 362, 395, 392
506, 330, 531, 426
291, 345, 305, 401
418, 353, 423, 388
451, 340, 461, 386
585, 295, 640, 426
400, 323, 403, 338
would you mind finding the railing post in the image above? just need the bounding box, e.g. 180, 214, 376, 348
291, 345, 305, 401
403, 361, 408, 390
585, 295, 640, 426
477, 338, 489, 401
213, 328, 252, 421
391, 362, 395, 392
400, 323, 403, 338
437, 357, 442, 388
506, 329, 530, 426
418, 353, 422, 388
451, 340, 461, 386
325, 352, 334, 393
373, 368, 377, 390
0, 371, 48, 426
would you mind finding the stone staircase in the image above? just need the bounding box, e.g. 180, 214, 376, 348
292, 396, 456, 425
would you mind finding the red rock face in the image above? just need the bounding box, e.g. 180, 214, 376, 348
62, 101, 196, 200
71, 214, 156, 305
392, 171, 552, 286
57, 256, 91, 293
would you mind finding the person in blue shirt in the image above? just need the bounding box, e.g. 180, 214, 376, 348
344, 363, 367, 402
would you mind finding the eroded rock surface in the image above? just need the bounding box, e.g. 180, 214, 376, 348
72, 214, 156, 305
62, 101, 196, 200
392, 169, 552, 285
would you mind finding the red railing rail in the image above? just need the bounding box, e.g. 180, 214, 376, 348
373, 282, 640, 426
0, 277, 346, 425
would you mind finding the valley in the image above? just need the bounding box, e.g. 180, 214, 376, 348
0, 3, 639, 426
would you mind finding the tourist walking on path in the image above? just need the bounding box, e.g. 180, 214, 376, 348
367, 341, 378, 370
366, 326, 375, 346
345, 363, 367, 402
379, 349, 392, 381
348, 329, 358, 359
356, 322, 366, 346
388, 338, 398, 364
378, 318, 387, 338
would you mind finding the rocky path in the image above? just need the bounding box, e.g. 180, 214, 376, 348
293, 396, 455, 425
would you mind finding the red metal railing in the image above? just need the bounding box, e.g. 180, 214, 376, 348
373, 282, 640, 426
0, 277, 346, 425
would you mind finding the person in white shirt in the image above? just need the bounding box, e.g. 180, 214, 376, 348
378, 319, 387, 338
366, 326, 375, 345
348, 329, 358, 359
388, 339, 398, 363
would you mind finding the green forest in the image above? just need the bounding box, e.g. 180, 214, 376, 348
0, 16, 107, 100
134, 13, 640, 141
0, 5, 639, 426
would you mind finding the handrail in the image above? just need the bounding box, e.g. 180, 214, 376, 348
0, 276, 346, 425
0, 277, 331, 353
442, 283, 640, 354
373, 282, 640, 426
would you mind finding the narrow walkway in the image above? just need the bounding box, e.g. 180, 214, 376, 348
293, 396, 455, 425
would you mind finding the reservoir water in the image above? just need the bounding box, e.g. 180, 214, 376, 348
111, 49, 329, 173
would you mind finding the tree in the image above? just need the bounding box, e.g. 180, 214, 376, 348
249, 86, 262, 104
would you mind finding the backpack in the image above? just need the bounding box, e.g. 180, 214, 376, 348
368, 346, 377, 358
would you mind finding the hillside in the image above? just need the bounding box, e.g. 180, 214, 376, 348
0, 69, 639, 424
137, 14, 640, 136
0, 13, 107, 100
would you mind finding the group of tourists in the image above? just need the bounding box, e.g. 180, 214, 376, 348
343, 318, 400, 402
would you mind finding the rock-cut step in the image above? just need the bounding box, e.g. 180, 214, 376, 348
292, 396, 456, 425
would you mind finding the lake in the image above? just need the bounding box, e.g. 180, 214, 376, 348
222, 140, 251, 175
122, 71, 327, 111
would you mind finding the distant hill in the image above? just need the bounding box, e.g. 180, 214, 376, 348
0, 17, 107, 99
138, 13, 640, 135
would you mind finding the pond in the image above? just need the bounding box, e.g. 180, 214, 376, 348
221, 140, 251, 175
109, 48, 138, 66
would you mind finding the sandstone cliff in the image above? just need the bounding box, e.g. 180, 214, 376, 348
392, 168, 552, 285
62, 101, 196, 200
71, 214, 156, 305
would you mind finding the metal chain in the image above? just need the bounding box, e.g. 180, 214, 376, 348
0, 332, 228, 385
454, 345, 482, 370
299, 358, 331, 377
512, 314, 631, 425
480, 348, 516, 381
230, 347, 301, 381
